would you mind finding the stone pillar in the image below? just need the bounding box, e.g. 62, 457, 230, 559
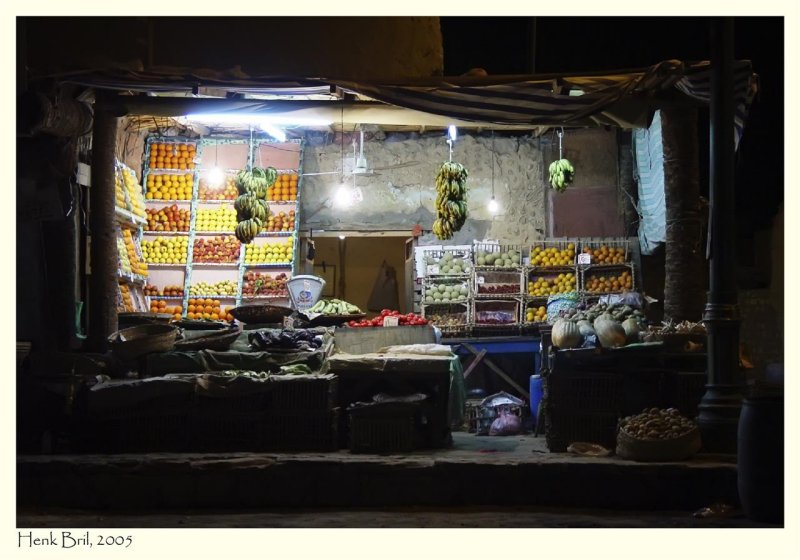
88, 91, 119, 352
697, 18, 744, 453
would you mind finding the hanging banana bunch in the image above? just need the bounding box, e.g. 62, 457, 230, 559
234, 166, 277, 244
432, 161, 469, 240
548, 158, 575, 193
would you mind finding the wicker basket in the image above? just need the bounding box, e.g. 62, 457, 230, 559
230, 303, 293, 324
108, 324, 179, 361
616, 426, 702, 462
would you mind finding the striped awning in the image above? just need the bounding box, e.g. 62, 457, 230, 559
53, 59, 757, 131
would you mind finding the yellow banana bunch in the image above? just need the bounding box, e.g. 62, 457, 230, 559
433, 161, 468, 240
234, 167, 276, 243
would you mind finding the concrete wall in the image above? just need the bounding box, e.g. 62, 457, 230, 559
22, 17, 443, 80
312, 236, 408, 315
300, 131, 548, 245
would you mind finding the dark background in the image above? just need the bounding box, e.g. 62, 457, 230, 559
441, 16, 784, 236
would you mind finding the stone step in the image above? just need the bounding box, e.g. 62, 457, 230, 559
17, 435, 738, 511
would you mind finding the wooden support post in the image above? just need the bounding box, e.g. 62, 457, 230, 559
88, 91, 119, 352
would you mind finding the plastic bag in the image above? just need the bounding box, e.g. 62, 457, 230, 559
546, 292, 581, 322
489, 408, 522, 436
367, 260, 399, 312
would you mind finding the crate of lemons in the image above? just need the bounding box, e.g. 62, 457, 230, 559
245, 238, 294, 265
525, 304, 548, 324
530, 242, 576, 267
527, 272, 577, 296
141, 236, 188, 264
195, 205, 237, 232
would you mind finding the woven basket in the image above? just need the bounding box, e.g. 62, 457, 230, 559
615, 426, 702, 461
230, 303, 293, 324
108, 324, 178, 361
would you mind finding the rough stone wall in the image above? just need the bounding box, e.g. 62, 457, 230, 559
300, 131, 547, 245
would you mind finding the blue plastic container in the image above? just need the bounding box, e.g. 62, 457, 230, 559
529, 374, 544, 425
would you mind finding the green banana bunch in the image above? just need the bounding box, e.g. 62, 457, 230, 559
234, 167, 277, 242
234, 217, 263, 244
548, 158, 575, 193
235, 167, 277, 196
433, 161, 468, 240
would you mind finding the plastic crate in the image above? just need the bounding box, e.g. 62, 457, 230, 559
529, 238, 579, 268
270, 374, 338, 412
474, 269, 524, 298
473, 298, 521, 327
580, 263, 636, 295
525, 268, 579, 298
672, 372, 707, 418
473, 242, 524, 270
577, 237, 631, 266
545, 370, 624, 415
348, 402, 419, 453
263, 409, 340, 451
422, 277, 471, 303
420, 247, 472, 278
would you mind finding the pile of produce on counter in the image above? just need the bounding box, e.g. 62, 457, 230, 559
551, 301, 646, 349
307, 299, 362, 315
217, 363, 316, 378
249, 329, 323, 352
619, 408, 697, 441
347, 310, 429, 328
187, 298, 234, 321
150, 300, 184, 319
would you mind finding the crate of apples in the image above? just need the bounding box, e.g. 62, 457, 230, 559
198, 176, 238, 200
192, 235, 241, 263
146, 205, 191, 232
265, 210, 296, 232
242, 271, 289, 296
144, 284, 184, 297
187, 298, 234, 322
347, 309, 428, 328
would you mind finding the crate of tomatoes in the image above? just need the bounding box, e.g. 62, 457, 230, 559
347, 309, 429, 328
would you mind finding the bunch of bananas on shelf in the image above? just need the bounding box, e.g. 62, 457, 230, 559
548, 159, 575, 192
433, 161, 468, 240
234, 167, 277, 244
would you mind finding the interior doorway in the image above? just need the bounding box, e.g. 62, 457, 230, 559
311, 235, 409, 316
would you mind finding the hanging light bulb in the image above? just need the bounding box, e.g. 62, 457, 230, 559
488, 196, 499, 214
448, 125, 458, 142
334, 177, 352, 208
206, 142, 224, 187
206, 166, 225, 187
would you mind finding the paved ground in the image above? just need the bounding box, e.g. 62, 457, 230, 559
17, 505, 773, 528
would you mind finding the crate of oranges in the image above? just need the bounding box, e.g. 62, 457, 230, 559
267, 172, 299, 202
145, 172, 194, 201
578, 238, 630, 266
149, 299, 184, 320
186, 298, 235, 322
148, 141, 197, 171
581, 266, 635, 294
